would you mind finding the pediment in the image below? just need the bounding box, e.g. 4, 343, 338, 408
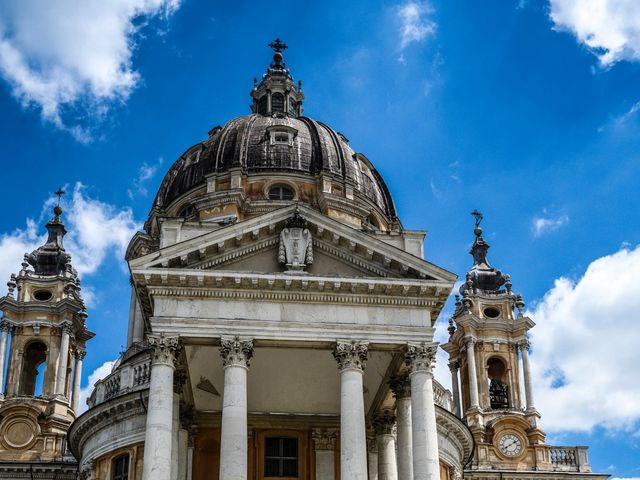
129, 204, 456, 283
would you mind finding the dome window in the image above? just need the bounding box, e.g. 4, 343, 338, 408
179, 204, 196, 219
257, 95, 268, 115
268, 185, 295, 201
33, 290, 53, 302
267, 126, 297, 146
272, 93, 285, 113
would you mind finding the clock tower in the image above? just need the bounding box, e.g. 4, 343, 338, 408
442, 212, 550, 471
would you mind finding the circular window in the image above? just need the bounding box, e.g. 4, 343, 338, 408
484, 307, 500, 318
268, 185, 295, 201
33, 290, 53, 302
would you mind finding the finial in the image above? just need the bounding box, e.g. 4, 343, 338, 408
504, 274, 512, 293
471, 209, 483, 237
515, 293, 525, 318
447, 317, 456, 337
7, 274, 16, 298
54, 188, 66, 217
268, 38, 288, 53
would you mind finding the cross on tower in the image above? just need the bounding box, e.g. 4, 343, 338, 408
54, 188, 66, 206
471, 209, 483, 228
268, 38, 288, 53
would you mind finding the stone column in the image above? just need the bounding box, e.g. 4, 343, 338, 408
390, 375, 412, 480
519, 340, 535, 411
367, 435, 378, 480
405, 343, 440, 480
0, 321, 11, 393
126, 288, 136, 348
373, 410, 398, 480
55, 322, 73, 396
171, 394, 180, 480
186, 428, 196, 480
142, 335, 179, 480
448, 361, 462, 417
465, 338, 480, 409
312, 428, 337, 480
219, 336, 254, 480
71, 348, 86, 412
178, 428, 188, 480
333, 340, 369, 480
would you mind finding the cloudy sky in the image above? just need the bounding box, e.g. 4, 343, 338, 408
0, 0, 639, 476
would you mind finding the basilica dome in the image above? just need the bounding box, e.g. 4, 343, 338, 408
149, 40, 399, 233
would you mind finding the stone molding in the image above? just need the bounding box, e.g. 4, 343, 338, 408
148, 334, 180, 366
333, 340, 368, 371
389, 374, 411, 399
312, 428, 338, 450
405, 343, 437, 374
372, 410, 397, 435
220, 336, 254, 368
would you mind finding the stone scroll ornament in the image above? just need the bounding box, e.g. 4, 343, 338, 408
278, 209, 313, 272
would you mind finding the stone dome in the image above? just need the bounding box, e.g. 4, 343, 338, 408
149, 41, 400, 232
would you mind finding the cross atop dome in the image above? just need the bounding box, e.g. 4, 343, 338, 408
268, 38, 288, 53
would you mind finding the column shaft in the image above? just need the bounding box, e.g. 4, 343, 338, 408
312, 429, 337, 480
520, 341, 535, 410
406, 344, 440, 480
0, 323, 9, 393
71, 350, 85, 412
55, 326, 71, 396
219, 337, 253, 480
465, 339, 480, 408
376, 434, 397, 480
334, 341, 369, 480
396, 397, 413, 480
171, 393, 179, 480
186, 444, 194, 480
449, 362, 462, 417
142, 335, 179, 480
367, 449, 379, 480
178, 428, 188, 480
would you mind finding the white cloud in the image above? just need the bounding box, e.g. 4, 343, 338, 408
398, 2, 437, 51
549, 0, 640, 66
0, 183, 141, 294
77, 360, 116, 414
128, 158, 163, 199
532, 212, 569, 237
0, 0, 181, 140
528, 245, 640, 432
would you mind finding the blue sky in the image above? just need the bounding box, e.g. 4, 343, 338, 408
0, 0, 639, 476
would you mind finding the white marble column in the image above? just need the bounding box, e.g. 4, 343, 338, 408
390, 375, 412, 480
373, 410, 398, 480
448, 361, 462, 417
406, 343, 440, 480
171, 392, 180, 480
312, 428, 337, 480
55, 322, 72, 396
186, 429, 196, 480
0, 321, 11, 393
519, 340, 535, 411
178, 428, 188, 480
465, 338, 480, 409
219, 336, 254, 480
334, 340, 369, 480
142, 335, 179, 480
71, 348, 86, 412
367, 435, 378, 480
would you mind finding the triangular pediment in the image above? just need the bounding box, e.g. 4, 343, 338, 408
129, 204, 456, 283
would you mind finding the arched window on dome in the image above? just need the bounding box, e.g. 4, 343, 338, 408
272, 93, 285, 113
268, 185, 295, 201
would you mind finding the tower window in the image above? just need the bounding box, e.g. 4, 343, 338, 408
33, 290, 53, 301
258, 95, 268, 115
264, 436, 298, 477
272, 93, 285, 113
112, 454, 130, 480
288, 97, 297, 116
268, 186, 295, 201
483, 307, 500, 318
487, 357, 509, 409
20, 342, 47, 396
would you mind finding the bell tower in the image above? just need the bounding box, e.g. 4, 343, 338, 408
0, 192, 94, 474
442, 211, 545, 470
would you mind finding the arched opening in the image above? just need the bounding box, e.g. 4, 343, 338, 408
20, 341, 47, 396
487, 357, 509, 409
268, 185, 295, 201
271, 93, 285, 113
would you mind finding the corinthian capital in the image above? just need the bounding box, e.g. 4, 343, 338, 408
448, 360, 460, 372
148, 334, 180, 366
372, 410, 396, 435
312, 428, 337, 450
333, 340, 368, 371
389, 374, 411, 399
220, 336, 254, 368
405, 343, 437, 374
518, 339, 531, 352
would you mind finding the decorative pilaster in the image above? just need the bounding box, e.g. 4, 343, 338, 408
334, 340, 369, 480
390, 375, 412, 480
55, 322, 73, 396
518, 339, 535, 411
373, 410, 398, 480
142, 334, 179, 480
465, 338, 480, 409
219, 336, 254, 480
0, 320, 11, 395
405, 343, 439, 480
448, 360, 462, 417
71, 348, 86, 411
312, 428, 337, 480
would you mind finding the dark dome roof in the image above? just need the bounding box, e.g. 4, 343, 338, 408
153, 114, 397, 219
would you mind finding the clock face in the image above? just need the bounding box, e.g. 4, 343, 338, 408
498, 433, 523, 457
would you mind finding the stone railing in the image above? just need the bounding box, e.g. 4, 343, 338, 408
546, 446, 592, 472
433, 379, 453, 412
87, 348, 152, 408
